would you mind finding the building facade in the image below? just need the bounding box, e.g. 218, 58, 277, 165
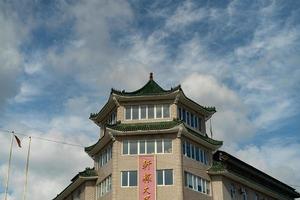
54, 73, 300, 200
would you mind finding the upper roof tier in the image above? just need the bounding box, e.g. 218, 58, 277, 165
90, 73, 216, 123
111, 72, 181, 96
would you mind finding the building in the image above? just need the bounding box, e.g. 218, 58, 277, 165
54, 73, 300, 200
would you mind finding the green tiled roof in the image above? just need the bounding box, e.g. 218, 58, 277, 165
106, 120, 223, 146
111, 79, 180, 96
71, 168, 97, 182
107, 120, 182, 131
208, 161, 226, 172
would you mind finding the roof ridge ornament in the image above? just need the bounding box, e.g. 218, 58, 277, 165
149, 72, 153, 80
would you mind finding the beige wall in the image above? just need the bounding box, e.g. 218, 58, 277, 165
181, 137, 213, 200
212, 176, 277, 200
112, 133, 183, 200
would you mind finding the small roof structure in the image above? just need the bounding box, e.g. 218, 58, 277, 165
53, 168, 97, 200
90, 73, 216, 124
209, 151, 300, 199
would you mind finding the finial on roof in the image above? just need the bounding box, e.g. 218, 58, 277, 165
150, 72, 153, 80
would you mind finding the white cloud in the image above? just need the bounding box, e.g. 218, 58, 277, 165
226, 138, 300, 187
181, 73, 254, 143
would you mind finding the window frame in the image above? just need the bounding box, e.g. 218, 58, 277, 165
121, 171, 138, 187
157, 169, 174, 186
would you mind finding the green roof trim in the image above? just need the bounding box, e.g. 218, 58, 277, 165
106, 120, 223, 146
111, 79, 180, 96
107, 120, 182, 131
208, 161, 226, 172
71, 167, 97, 182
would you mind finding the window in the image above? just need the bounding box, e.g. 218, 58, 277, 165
241, 188, 248, 200
230, 183, 236, 199
123, 140, 129, 154
129, 141, 138, 154
97, 145, 112, 168
254, 193, 259, 200
97, 175, 112, 198
178, 107, 182, 119
139, 140, 146, 154
178, 106, 202, 130
125, 106, 131, 120
125, 104, 171, 121
185, 172, 210, 195
141, 105, 147, 119
121, 171, 137, 187
182, 140, 209, 165
156, 139, 163, 153
107, 111, 117, 125
156, 104, 162, 118
132, 105, 139, 120
157, 169, 173, 185
123, 139, 172, 155
163, 104, 170, 118
164, 139, 172, 153
147, 140, 155, 154
148, 105, 154, 119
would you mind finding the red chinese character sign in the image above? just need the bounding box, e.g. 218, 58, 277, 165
139, 155, 156, 200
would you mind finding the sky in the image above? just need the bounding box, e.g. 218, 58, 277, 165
0, 0, 300, 199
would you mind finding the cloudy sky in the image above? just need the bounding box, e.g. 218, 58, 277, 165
0, 0, 300, 199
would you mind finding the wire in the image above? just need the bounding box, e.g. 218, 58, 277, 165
0, 129, 85, 148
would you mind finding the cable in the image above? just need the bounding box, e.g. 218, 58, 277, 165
0, 129, 85, 148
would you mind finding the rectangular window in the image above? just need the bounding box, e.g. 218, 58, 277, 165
157, 170, 164, 185
123, 140, 129, 155
139, 140, 145, 154
157, 169, 173, 185
98, 145, 112, 168
187, 112, 190, 125
185, 172, 210, 195
148, 105, 154, 119
123, 139, 172, 155
164, 139, 172, 153
121, 171, 128, 186
125, 106, 131, 120
191, 113, 194, 127
182, 109, 186, 122
140, 105, 147, 119
132, 105, 139, 120
195, 116, 198, 128
156, 105, 162, 118
129, 171, 137, 186
121, 171, 137, 187
178, 107, 182, 120
191, 144, 195, 159
195, 147, 200, 161
97, 175, 112, 197
164, 169, 173, 185
163, 104, 170, 118
129, 141, 138, 154
147, 140, 155, 154
186, 142, 191, 157
156, 139, 163, 153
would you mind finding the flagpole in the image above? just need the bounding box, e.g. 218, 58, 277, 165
22, 137, 31, 200
4, 134, 14, 200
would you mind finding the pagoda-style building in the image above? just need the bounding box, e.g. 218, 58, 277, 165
54, 73, 300, 200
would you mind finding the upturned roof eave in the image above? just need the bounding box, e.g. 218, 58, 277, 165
53, 175, 97, 200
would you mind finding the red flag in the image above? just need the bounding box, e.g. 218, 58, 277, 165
14, 135, 21, 148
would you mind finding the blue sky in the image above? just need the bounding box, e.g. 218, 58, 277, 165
1, 0, 300, 199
